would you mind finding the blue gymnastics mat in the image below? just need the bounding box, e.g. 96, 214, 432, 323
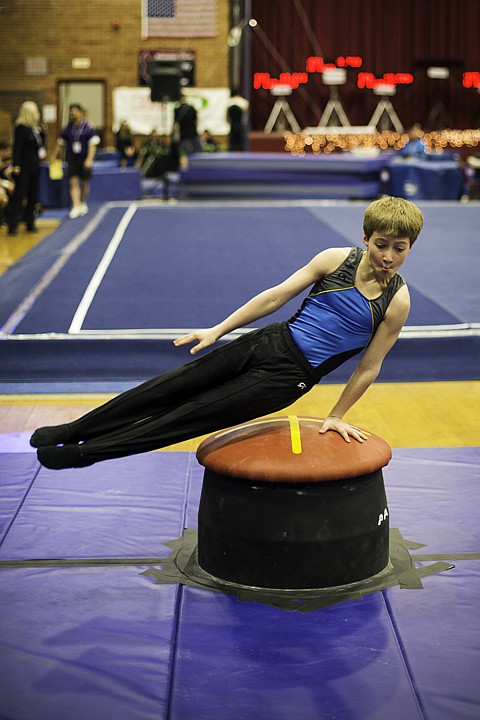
0, 438, 479, 720
0, 201, 478, 382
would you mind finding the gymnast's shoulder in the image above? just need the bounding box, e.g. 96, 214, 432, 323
307, 246, 352, 275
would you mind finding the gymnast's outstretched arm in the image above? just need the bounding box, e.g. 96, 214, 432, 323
174, 247, 349, 355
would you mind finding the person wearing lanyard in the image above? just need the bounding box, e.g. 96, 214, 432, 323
50, 103, 100, 219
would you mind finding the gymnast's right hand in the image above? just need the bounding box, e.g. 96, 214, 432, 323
173, 328, 220, 355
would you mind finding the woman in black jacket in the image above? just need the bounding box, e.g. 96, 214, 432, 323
8, 101, 45, 235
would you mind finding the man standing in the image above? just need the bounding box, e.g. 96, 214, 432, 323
51, 103, 100, 218
226, 89, 249, 151
172, 95, 202, 169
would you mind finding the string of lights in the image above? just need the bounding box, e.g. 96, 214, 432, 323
284, 128, 480, 155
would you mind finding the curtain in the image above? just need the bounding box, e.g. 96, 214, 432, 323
248, 0, 480, 132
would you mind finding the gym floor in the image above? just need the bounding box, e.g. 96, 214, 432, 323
1, 201, 479, 720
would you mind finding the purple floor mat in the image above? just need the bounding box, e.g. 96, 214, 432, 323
0, 444, 479, 720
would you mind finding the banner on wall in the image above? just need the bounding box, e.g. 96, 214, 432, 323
112, 87, 231, 136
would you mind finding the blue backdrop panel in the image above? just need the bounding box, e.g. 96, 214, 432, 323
0, 452, 190, 560
89, 166, 141, 201
1, 334, 478, 383
38, 164, 70, 208
179, 152, 389, 200
180, 153, 390, 174
0, 567, 178, 720
179, 179, 384, 200
38, 164, 141, 207
177, 152, 465, 201
388, 160, 464, 200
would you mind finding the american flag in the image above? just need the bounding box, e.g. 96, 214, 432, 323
142, 0, 218, 38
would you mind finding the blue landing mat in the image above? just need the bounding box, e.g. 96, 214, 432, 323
1, 569, 178, 720
179, 152, 390, 200
0, 449, 190, 720
0, 451, 192, 559
170, 588, 425, 720
0, 444, 479, 720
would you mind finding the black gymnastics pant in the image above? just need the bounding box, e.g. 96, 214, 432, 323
66, 323, 319, 463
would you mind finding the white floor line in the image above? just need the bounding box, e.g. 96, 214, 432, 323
3, 324, 479, 341
0, 204, 114, 336
68, 204, 138, 334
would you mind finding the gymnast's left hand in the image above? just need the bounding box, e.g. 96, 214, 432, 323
174, 328, 219, 355
319, 416, 369, 443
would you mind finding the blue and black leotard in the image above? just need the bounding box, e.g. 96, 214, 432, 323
288, 246, 405, 378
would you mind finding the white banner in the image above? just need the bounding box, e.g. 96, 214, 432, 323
112, 87, 231, 136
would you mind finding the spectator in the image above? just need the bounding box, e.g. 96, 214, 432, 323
226, 89, 249, 151
116, 120, 137, 168
398, 124, 429, 160
461, 153, 480, 202
8, 101, 46, 235
0, 141, 14, 228
136, 130, 171, 177
173, 95, 202, 169
201, 129, 219, 153
51, 103, 100, 219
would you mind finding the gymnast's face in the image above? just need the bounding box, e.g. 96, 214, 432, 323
363, 232, 411, 280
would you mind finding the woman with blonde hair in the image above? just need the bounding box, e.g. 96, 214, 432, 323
8, 100, 46, 235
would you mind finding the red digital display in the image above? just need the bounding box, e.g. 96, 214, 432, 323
357, 72, 414, 89
306, 56, 362, 72
463, 71, 480, 88
252, 55, 479, 92
253, 72, 309, 90
254, 55, 362, 90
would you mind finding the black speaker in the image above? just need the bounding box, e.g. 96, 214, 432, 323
150, 68, 181, 102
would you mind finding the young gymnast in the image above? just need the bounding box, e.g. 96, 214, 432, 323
31, 196, 424, 469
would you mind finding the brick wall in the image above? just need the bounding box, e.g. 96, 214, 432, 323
1, 0, 230, 148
